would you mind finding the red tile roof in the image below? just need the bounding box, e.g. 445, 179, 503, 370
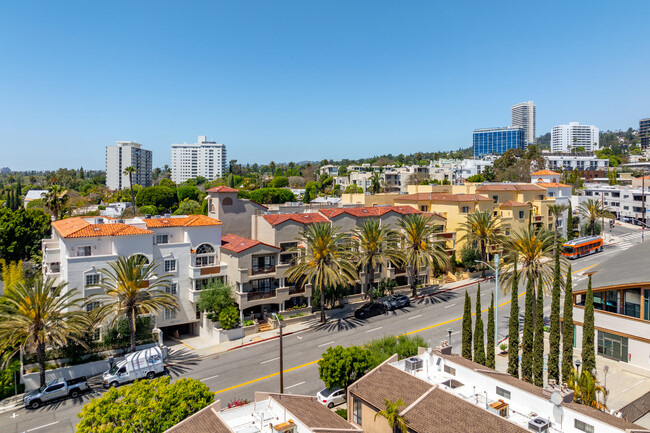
476, 184, 545, 192
536, 182, 571, 188
143, 215, 222, 228
263, 213, 329, 226
221, 233, 280, 253
394, 193, 493, 202
52, 217, 153, 238
319, 205, 420, 218
499, 200, 531, 208
206, 186, 238, 193
530, 169, 560, 176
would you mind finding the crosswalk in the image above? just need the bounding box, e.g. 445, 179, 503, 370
615, 231, 646, 250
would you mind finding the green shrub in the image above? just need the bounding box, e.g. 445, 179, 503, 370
103, 317, 154, 349
366, 335, 426, 369
139, 205, 158, 215
243, 320, 255, 326
219, 306, 240, 330
335, 409, 347, 419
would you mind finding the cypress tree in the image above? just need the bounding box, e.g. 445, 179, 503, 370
562, 264, 574, 382
548, 243, 562, 382
567, 203, 574, 241
486, 292, 495, 369
521, 278, 534, 383
582, 274, 596, 374
473, 284, 486, 365
507, 259, 520, 378
533, 275, 545, 387
462, 290, 472, 360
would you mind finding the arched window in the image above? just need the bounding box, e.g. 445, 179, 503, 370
222, 197, 233, 206
132, 254, 149, 265
196, 244, 215, 267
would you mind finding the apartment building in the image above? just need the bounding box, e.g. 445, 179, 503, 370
105, 141, 153, 190
206, 185, 268, 239
348, 347, 646, 433
511, 100, 536, 146
531, 170, 572, 237
42, 215, 227, 337
472, 127, 525, 157
171, 135, 227, 184
551, 122, 600, 153
543, 153, 609, 171
640, 118, 650, 150
583, 184, 650, 226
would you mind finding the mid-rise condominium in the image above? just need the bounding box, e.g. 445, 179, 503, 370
551, 122, 600, 153
171, 135, 227, 184
640, 118, 650, 150
511, 100, 536, 146
472, 127, 525, 157
105, 141, 153, 190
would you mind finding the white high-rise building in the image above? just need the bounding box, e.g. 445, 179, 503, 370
551, 122, 600, 153
511, 100, 536, 146
105, 141, 153, 190
171, 136, 227, 184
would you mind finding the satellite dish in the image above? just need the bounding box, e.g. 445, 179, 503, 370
550, 391, 563, 406
551, 391, 564, 423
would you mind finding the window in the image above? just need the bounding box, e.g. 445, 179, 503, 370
443, 364, 456, 376
77, 246, 92, 257
222, 197, 233, 206
164, 307, 176, 320
85, 274, 100, 287
461, 206, 469, 213
352, 398, 362, 425
85, 301, 101, 312
496, 387, 511, 399
155, 234, 169, 244
575, 419, 594, 433
166, 283, 178, 296
492, 195, 498, 203
164, 259, 177, 272
196, 243, 215, 267
518, 211, 525, 219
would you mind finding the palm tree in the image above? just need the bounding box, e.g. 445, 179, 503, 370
94, 256, 178, 352
458, 210, 504, 277
352, 219, 402, 302
567, 369, 607, 411
43, 184, 69, 220
123, 166, 137, 217
369, 172, 382, 194
548, 203, 569, 244
285, 223, 357, 323
397, 214, 449, 297
374, 398, 408, 433
578, 198, 611, 236
502, 225, 557, 295
0, 277, 88, 387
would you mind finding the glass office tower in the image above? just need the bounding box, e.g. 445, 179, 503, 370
472, 127, 525, 157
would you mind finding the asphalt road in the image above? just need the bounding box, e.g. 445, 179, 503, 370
1, 224, 641, 433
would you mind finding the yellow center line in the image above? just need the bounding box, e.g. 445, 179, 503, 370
214, 262, 599, 394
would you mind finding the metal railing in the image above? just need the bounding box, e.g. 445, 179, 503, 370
247, 289, 277, 301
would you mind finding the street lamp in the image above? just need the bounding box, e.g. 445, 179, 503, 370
575, 359, 582, 374
272, 313, 284, 393
475, 253, 499, 343
447, 328, 453, 346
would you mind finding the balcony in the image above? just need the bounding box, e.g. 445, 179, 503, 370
247, 289, 276, 301
289, 286, 305, 295
190, 264, 224, 279
188, 288, 202, 303
250, 265, 276, 276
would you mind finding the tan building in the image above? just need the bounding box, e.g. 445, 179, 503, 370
207, 186, 268, 239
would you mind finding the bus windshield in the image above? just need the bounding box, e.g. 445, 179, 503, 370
563, 245, 574, 254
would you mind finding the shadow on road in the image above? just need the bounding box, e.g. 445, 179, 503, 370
312, 316, 366, 333
416, 289, 460, 306
165, 347, 201, 377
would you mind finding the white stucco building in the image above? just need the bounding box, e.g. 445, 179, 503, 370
511, 100, 536, 146
171, 135, 227, 184
551, 122, 600, 153
543, 153, 609, 171
105, 141, 153, 190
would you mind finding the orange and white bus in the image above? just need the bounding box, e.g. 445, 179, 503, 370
561, 236, 603, 259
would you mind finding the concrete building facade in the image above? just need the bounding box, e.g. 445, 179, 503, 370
640, 118, 650, 150
171, 135, 227, 184
511, 100, 536, 146
551, 122, 600, 153
105, 141, 153, 190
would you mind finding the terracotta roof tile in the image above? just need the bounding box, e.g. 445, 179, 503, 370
263, 213, 330, 226
530, 169, 560, 176
221, 233, 280, 253
206, 186, 238, 193
394, 193, 492, 202
144, 215, 222, 228
536, 182, 572, 188
499, 200, 531, 208
52, 217, 153, 238
319, 205, 420, 218
476, 184, 545, 192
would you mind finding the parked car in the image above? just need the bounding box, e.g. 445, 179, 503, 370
24, 376, 90, 409
317, 387, 346, 408
387, 294, 410, 309
354, 302, 386, 319
103, 346, 167, 388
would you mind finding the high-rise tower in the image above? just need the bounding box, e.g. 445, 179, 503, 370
511, 101, 536, 147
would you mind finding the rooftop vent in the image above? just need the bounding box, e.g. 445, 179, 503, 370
527, 417, 549, 432
405, 357, 423, 373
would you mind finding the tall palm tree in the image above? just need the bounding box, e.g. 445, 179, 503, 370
0, 277, 88, 387
369, 172, 382, 194
285, 223, 357, 323
123, 166, 137, 217
374, 398, 408, 433
578, 198, 611, 236
43, 184, 69, 220
548, 203, 570, 251
94, 256, 178, 352
458, 210, 504, 277
397, 214, 449, 297
352, 219, 402, 302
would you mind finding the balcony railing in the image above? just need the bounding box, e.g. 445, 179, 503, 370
247, 289, 276, 301
250, 265, 276, 276
289, 286, 305, 295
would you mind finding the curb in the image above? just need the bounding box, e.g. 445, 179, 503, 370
226, 331, 295, 352
0, 402, 21, 412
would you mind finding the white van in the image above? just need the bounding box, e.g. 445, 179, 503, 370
103, 346, 167, 388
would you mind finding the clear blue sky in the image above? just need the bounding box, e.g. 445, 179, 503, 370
1, 1, 649, 170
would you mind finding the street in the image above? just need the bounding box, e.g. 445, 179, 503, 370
1, 224, 642, 433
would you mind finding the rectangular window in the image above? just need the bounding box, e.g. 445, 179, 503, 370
352, 398, 362, 425
166, 283, 178, 296
519, 211, 525, 219
492, 195, 498, 203
461, 206, 469, 213
164, 307, 176, 320
85, 274, 100, 287
85, 301, 101, 312
196, 255, 215, 267
77, 246, 92, 257
155, 234, 169, 244
575, 419, 594, 433
164, 259, 177, 273
496, 387, 511, 399
443, 365, 456, 376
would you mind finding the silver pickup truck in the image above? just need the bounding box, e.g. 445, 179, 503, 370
23, 376, 90, 409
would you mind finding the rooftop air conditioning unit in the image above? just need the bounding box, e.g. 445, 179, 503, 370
405, 357, 423, 373
527, 417, 549, 432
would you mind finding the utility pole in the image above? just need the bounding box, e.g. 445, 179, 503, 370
643, 174, 646, 242
273, 313, 284, 393
601, 191, 605, 240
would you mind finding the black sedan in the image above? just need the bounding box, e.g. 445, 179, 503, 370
354, 302, 386, 319
386, 294, 410, 310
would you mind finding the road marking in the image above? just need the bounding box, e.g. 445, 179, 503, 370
318, 341, 335, 347
285, 381, 305, 390
200, 374, 219, 382
408, 314, 423, 320
25, 422, 59, 432
260, 357, 280, 364
444, 303, 456, 309
366, 327, 382, 333
618, 379, 645, 395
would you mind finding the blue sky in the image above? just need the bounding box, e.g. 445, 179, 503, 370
1, 1, 649, 170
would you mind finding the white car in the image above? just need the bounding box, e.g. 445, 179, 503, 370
317, 387, 346, 408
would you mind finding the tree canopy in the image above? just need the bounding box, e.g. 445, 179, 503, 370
135, 186, 178, 212
0, 208, 51, 262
